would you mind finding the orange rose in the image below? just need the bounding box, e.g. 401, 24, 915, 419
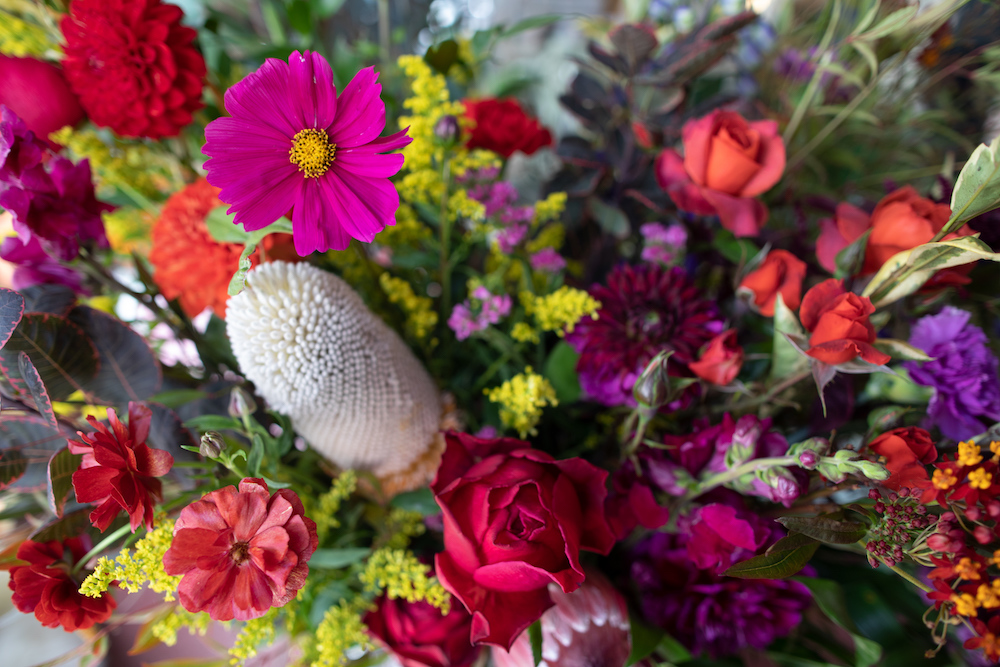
738, 250, 807, 316
800, 279, 890, 366
689, 329, 743, 385
656, 110, 785, 237
868, 427, 937, 492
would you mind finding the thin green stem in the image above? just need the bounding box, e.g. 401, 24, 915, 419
782, 0, 841, 145
72, 522, 132, 575
683, 456, 798, 501
439, 158, 452, 318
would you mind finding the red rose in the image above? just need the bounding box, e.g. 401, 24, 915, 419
800, 279, 890, 366
9, 537, 116, 631
815, 202, 870, 274
431, 432, 615, 650
365, 595, 482, 667
869, 427, 937, 492
0, 56, 84, 149
162, 478, 319, 621
689, 329, 743, 385
738, 249, 808, 316
464, 99, 553, 158
656, 110, 785, 237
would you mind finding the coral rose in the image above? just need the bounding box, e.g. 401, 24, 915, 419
431, 431, 615, 650
9, 537, 116, 631
689, 329, 743, 385
656, 109, 785, 237
365, 594, 482, 667
868, 427, 937, 492
738, 249, 807, 316
815, 202, 871, 273
162, 478, 319, 621
0, 55, 83, 149
464, 98, 553, 158
800, 279, 890, 366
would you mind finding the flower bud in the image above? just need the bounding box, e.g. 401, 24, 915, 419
199, 431, 225, 458
854, 460, 890, 481
228, 386, 257, 420
797, 450, 820, 470
633, 350, 672, 409
725, 418, 760, 469
434, 114, 461, 144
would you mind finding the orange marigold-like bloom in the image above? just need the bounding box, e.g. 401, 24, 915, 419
149, 179, 296, 318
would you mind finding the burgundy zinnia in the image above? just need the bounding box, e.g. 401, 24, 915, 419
60, 0, 206, 139
162, 478, 319, 621
69, 402, 173, 532
9, 537, 116, 631
567, 264, 723, 406
203, 51, 411, 256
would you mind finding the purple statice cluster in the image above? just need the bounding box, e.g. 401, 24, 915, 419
0, 106, 108, 290
466, 170, 534, 253
639, 222, 687, 265
529, 247, 565, 273
630, 503, 812, 658
905, 307, 1000, 440
865, 488, 935, 568
447, 285, 512, 341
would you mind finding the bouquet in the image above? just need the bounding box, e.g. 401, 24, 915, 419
3, 0, 1000, 666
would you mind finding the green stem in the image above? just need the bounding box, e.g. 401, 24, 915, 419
72, 522, 132, 575
782, 0, 841, 146
439, 158, 452, 318
683, 456, 798, 501
888, 562, 933, 593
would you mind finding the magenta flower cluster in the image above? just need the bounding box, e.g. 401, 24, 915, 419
447, 286, 512, 341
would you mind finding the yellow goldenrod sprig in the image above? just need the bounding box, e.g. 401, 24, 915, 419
228, 606, 281, 665
312, 470, 357, 543
485, 367, 558, 438
379, 273, 438, 340
360, 547, 450, 610
0, 10, 55, 57
522, 286, 601, 337
311, 597, 373, 667
79, 520, 180, 601
150, 608, 211, 647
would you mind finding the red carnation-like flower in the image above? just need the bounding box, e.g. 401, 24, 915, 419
60, 0, 206, 139
464, 98, 552, 158
8, 537, 116, 631
69, 402, 173, 532
162, 478, 319, 621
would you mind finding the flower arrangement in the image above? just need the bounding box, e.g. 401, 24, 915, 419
3, 1, 1000, 666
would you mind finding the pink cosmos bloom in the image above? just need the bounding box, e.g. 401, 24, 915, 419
162, 478, 319, 622
203, 51, 411, 256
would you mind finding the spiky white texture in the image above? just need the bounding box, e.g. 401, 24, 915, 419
226, 261, 442, 479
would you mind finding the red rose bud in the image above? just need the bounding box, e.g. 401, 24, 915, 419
431, 431, 615, 650
464, 98, 553, 158
868, 427, 937, 493
656, 109, 785, 237
491, 572, 630, 667
0, 55, 84, 148
689, 329, 743, 385
365, 594, 482, 667
799, 279, 890, 366
738, 249, 808, 316
8, 537, 116, 631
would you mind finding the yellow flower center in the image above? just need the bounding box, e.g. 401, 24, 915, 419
932, 468, 958, 490
959, 440, 984, 467
289, 128, 335, 178
952, 592, 979, 617
970, 467, 993, 490
956, 557, 982, 581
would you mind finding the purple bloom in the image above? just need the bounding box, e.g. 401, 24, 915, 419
497, 223, 528, 253
905, 307, 1000, 440
469, 180, 518, 218
566, 264, 722, 407
447, 287, 512, 340
530, 248, 565, 273
640, 222, 687, 265
203, 52, 411, 256
685, 503, 778, 572
0, 235, 86, 292
631, 530, 812, 658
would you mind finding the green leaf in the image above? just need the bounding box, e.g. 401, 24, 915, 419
851, 41, 879, 79
47, 447, 82, 518
855, 6, 917, 40
184, 414, 242, 432
866, 405, 912, 435
850, 1, 881, 37
248, 433, 264, 476
0, 313, 98, 401
309, 548, 370, 569
588, 197, 630, 239
69, 306, 162, 404
872, 338, 932, 362
500, 14, 561, 38
529, 620, 543, 666
724, 539, 819, 579
771, 295, 809, 381
287, 0, 312, 35
793, 577, 883, 667
543, 340, 581, 404
18, 351, 56, 428
228, 241, 257, 297
204, 206, 249, 244
148, 389, 207, 409
425, 39, 459, 74
625, 611, 668, 666
0, 287, 24, 350
947, 136, 1000, 229
390, 487, 439, 516
713, 228, 759, 265
834, 229, 871, 279
775, 516, 869, 544
862, 235, 1000, 307
316, 0, 347, 18
766, 532, 820, 554
0, 449, 27, 491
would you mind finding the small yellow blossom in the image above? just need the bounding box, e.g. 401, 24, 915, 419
448, 188, 486, 223
360, 548, 450, 610
379, 507, 427, 550
522, 287, 601, 337
978, 582, 1000, 610
380, 273, 438, 340
0, 12, 55, 57
79, 520, 180, 600
532, 192, 567, 226
526, 223, 565, 254
991, 550, 1000, 566
990, 441, 1000, 463
310, 470, 356, 543
377, 204, 431, 248
511, 322, 540, 344
956, 557, 983, 581
150, 608, 211, 646
970, 467, 993, 490
228, 606, 281, 665
959, 440, 984, 467
485, 367, 558, 437
102, 207, 153, 255
932, 468, 959, 490
312, 598, 373, 667
952, 592, 979, 617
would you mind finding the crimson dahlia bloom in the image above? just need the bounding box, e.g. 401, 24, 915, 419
163, 478, 319, 621
60, 0, 206, 139
9, 537, 116, 631
203, 51, 411, 256
69, 402, 173, 532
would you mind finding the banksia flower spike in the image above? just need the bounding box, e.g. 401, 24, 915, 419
226, 261, 453, 495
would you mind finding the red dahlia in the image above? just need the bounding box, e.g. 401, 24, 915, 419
9, 537, 116, 631
69, 402, 174, 532
60, 0, 206, 139
162, 478, 319, 621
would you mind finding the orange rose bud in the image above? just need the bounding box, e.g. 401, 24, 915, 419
799, 279, 890, 366
689, 329, 743, 385
864, 186, 956, 274
868, 427, 937, 492
739, 249, 808, 316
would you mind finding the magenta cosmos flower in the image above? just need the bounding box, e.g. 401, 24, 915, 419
203, 51, 410, 256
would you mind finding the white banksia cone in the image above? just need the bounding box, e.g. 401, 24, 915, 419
226, 261, 454, 496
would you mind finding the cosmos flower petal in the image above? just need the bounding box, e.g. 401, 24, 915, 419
350, 127, 413, 153
318, 172, 382, 243
291, 180, 337, 255
329, 167, 399, 237
222, 56, 299, 137
287, 50, 337, 129
204, 117, 292, 157
219, 163, 301, 233
335, 148, 405, 178
329, 66, 387, 148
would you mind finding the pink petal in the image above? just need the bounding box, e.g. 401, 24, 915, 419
473, 561, 555, 592
334, 148, 404, 178
681, 111, 719, 187
223, 57, 299, 137
233, 565, 273, 615
291, 179, 344, 255
329, 66, 387, 148
127, 403, 152, 444
163, 527, 229, 574
353, 128, 412, 153
174, 497, 230, 532
287, 50, 337, 130
816, 217, 848, 273
702, 189, 768, 237
216, 161, 302, 232
327, 167, 398, 239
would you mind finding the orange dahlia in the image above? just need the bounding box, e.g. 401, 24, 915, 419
149, 179, 295, 318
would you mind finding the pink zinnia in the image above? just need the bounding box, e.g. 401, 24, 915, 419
69, 402, 173, 532
162, 478, 319, 621
203, 51, 411, 256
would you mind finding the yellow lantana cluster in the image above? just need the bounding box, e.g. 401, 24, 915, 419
485, 367, 558, 437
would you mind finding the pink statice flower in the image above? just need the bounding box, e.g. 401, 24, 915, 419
497, 223, 528, 253
447, 287, 512, 340
530, 247, 566, 273
203, 51, 411, 256
640, 222, 687, 265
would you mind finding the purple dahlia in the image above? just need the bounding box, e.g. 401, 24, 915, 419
567, 263, 722, 407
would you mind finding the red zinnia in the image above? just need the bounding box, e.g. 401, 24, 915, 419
9, 537, 116, 631
69, 402, 173, 532
60, 0, 206, 139
162, 478, 319, 621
